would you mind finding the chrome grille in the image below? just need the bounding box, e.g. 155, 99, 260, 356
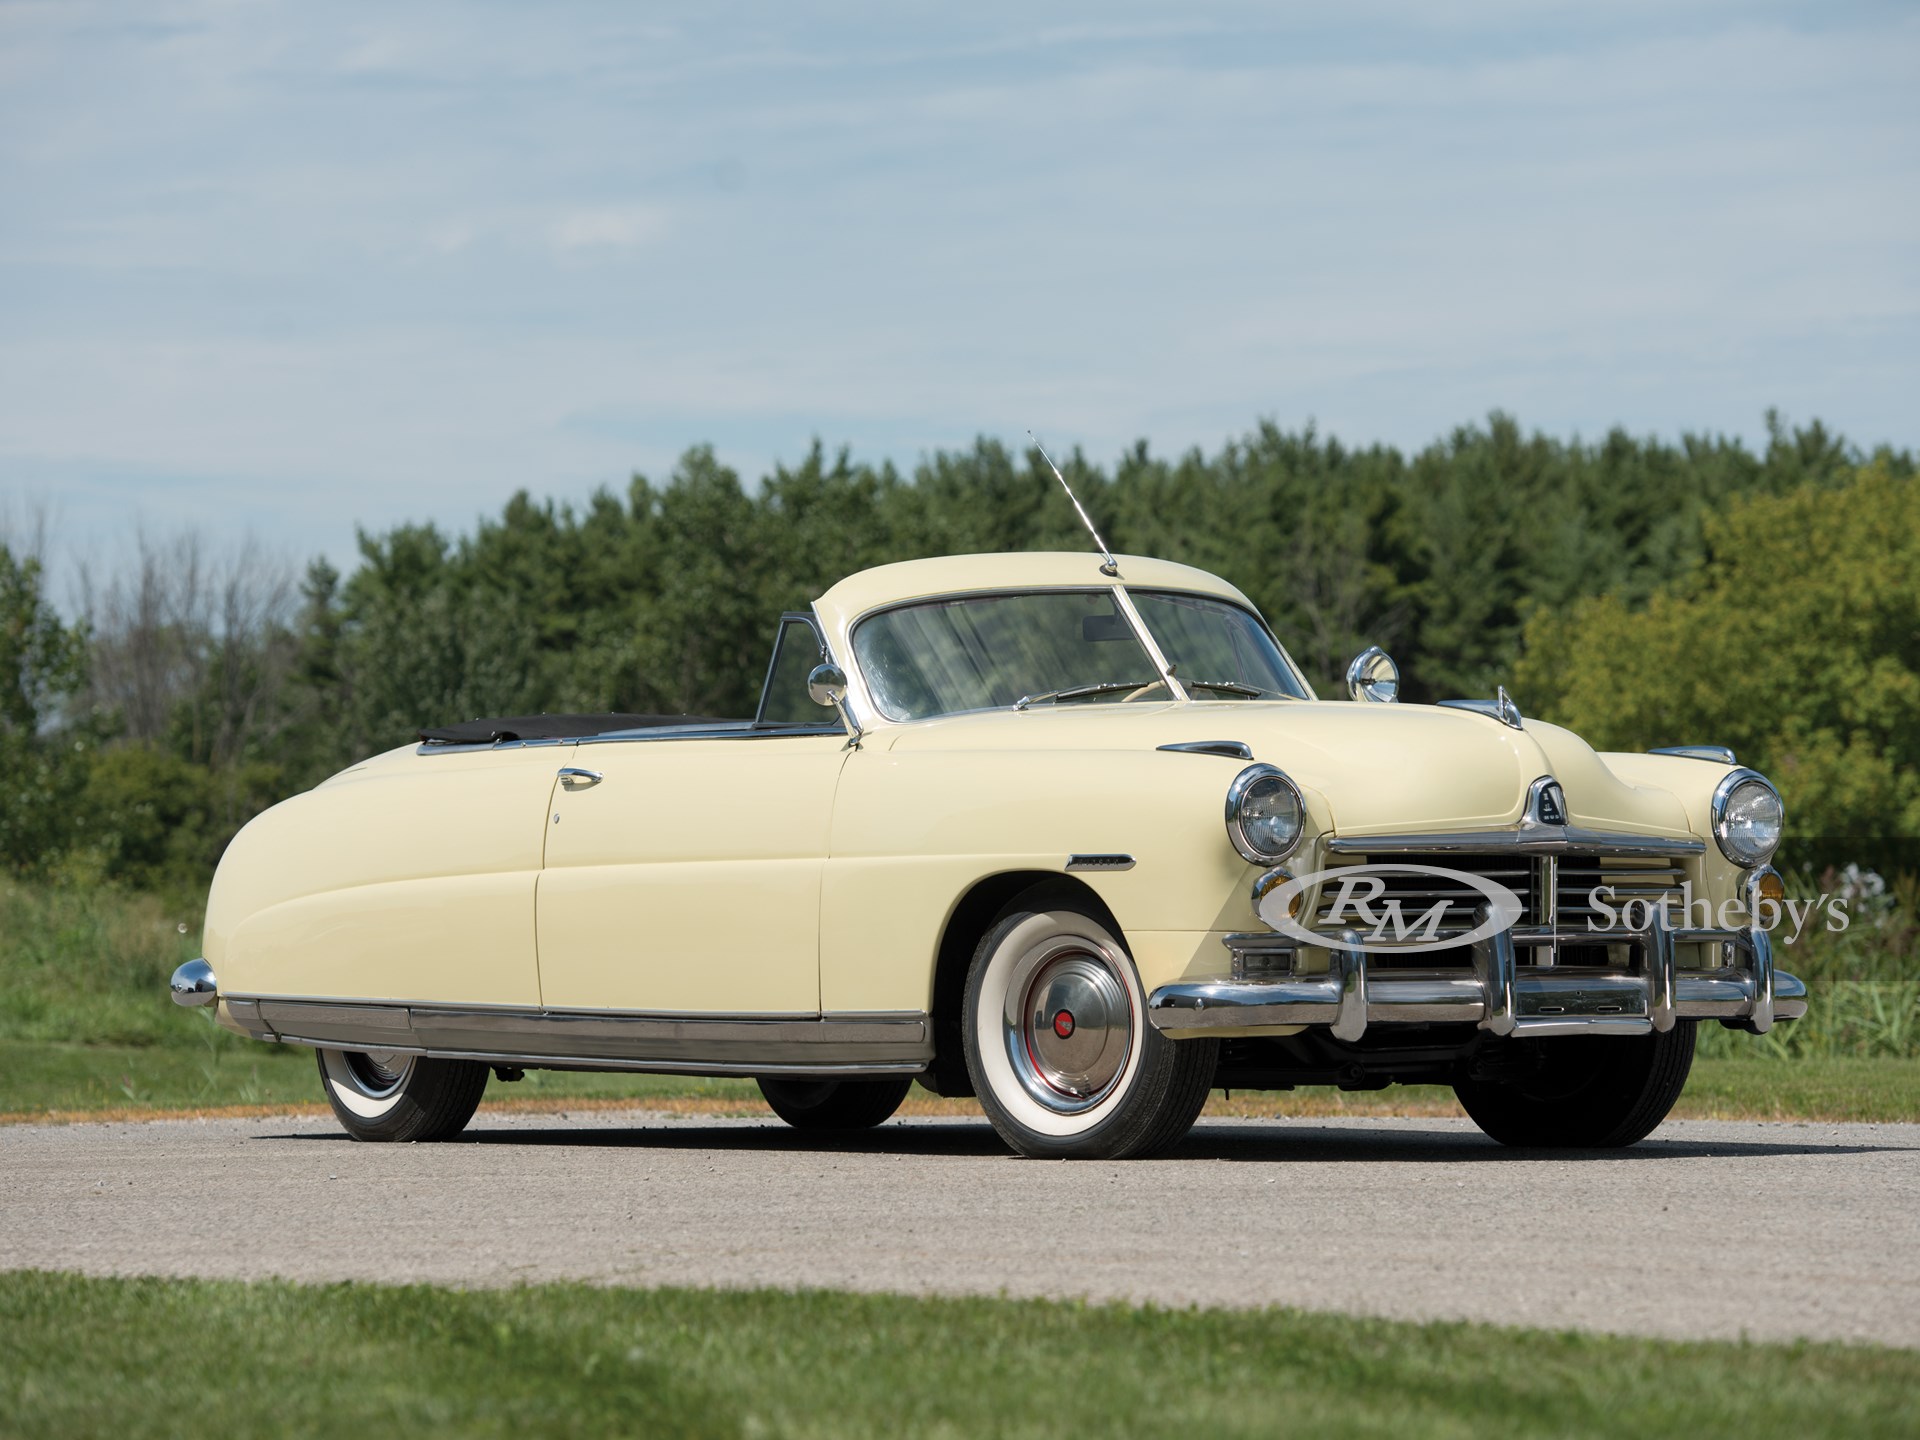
1310, 850, 1692, 970
1314, 853, 1534, 933
1557, 855, 1687, 924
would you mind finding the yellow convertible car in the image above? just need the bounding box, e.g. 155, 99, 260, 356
171, 552, 1803, 1158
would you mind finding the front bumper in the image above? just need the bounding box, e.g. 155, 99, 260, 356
1148, 910, 1804, 1043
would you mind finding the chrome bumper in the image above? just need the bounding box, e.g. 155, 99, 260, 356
1148, 913, 1804, 1043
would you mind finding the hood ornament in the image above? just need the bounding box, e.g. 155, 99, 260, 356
1438, 685, 1525, 730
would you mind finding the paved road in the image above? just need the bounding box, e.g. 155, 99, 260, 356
3, 1111, 1915, 1346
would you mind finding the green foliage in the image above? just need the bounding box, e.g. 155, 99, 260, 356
7, 1273, 1920, 1439
0, 543, 93, 870
1516, 462, 1920, 871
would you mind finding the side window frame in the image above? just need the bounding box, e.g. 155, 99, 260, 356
754, 612, 838, 729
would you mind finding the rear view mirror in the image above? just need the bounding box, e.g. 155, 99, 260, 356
1082, 614, 1131, 642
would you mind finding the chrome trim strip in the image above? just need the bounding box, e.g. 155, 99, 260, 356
236, 999, 933, 1072
415, 722, 846, 756
1157, 740, 1254, 760
1650, 745, 1738, 765
1066, 853, 1136, 872
1326, 828, 1705, 857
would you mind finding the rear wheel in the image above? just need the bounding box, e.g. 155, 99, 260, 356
962, 897, 1216, 1159
1453, 1021, 1697, 1148
315, 1047, 489, 1142
757, 1076, 913, 1130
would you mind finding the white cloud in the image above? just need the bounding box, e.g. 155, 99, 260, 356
549, 206, 668, 253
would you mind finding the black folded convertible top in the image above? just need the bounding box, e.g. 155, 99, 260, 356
417, 713, 728, 744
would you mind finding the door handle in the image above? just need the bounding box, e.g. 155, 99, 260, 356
557, 767, 603, 789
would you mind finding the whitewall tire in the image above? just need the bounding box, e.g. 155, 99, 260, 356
315, 1048, 490, 1142
962, 897, 1217, 1159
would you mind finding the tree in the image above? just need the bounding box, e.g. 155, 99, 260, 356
0, 542, 91, 870
1515, 462, 1920, 872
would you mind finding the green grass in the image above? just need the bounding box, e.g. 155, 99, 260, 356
1676, 1054, 1920, 1122
3, 1273, 1916, 1440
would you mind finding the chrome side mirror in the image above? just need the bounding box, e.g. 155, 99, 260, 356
807, 663, 848, 708
1345, 646, 1400, 704
807, 663, 863, 747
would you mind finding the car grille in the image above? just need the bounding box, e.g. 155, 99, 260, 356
1310, 850, 1690, 970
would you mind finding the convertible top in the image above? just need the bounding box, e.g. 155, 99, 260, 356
417, 713, 728, 745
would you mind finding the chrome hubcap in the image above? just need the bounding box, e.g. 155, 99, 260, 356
1003, 938, 1133, 1113
342, 1049, 413, 1099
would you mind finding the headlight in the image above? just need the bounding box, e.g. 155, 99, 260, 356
1711, 769, 1784, 868
1225, 764, 1305, 864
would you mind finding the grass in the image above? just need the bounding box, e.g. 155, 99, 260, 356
3, 877, 1916, 1126
4, 1272, 1918, 1440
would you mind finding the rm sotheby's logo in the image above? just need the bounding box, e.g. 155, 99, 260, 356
1257, 865, 1525, 955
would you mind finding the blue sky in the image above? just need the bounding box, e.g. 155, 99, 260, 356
2, 1, 1916, 587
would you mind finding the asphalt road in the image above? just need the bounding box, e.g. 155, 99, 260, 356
3, 1110, 1915, 1347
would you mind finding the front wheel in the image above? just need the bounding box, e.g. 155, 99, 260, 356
315, 1048, 490, 1142
757, 1076, 913, 1130
962, 897, 1217, 1159
1453, 1021, 1697, 1148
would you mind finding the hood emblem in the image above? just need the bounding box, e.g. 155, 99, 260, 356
1528, 777, 1568, 827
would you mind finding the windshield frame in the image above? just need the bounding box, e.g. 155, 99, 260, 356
845, 582, 1311, 724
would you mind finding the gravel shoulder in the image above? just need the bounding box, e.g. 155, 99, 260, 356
3, 1110, 1915, 1347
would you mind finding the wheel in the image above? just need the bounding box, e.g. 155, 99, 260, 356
757, 1075, 913, 1130
1453, 1021, 1697, 1148
315, 1047, 490, 1142
962, 895, 1217, 1159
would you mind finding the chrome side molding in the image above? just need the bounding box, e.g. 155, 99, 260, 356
222, 999, 932, 1077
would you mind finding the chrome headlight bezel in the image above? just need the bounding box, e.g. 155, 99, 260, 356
1225, 764, 1306, 864
1710, 768, 1784, 868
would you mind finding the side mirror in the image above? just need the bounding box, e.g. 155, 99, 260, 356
807, 663, 848, 708
807, 663, 862, 747
1345, 646, 1400, 704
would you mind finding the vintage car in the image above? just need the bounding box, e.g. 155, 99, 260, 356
171, 550, 1805, 1158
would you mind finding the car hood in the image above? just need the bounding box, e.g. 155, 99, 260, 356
877, 700, 1696, 839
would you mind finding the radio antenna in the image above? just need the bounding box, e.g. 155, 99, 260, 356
1027, 430, 1118, 577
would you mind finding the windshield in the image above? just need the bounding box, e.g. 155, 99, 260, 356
1130, 591, 1308, 700
853, 586, 1308, 722
854, 590, 1166, 721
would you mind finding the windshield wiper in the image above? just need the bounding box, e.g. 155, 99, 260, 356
1013, 679, 1162, 711
1182, 680, 1266, 698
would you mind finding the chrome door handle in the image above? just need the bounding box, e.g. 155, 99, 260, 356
557, 767, 603, 789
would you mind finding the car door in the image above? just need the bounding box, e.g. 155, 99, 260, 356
534, 617, 850, 1015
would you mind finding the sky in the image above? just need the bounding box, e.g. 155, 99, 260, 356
2, 1, 1916, 590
